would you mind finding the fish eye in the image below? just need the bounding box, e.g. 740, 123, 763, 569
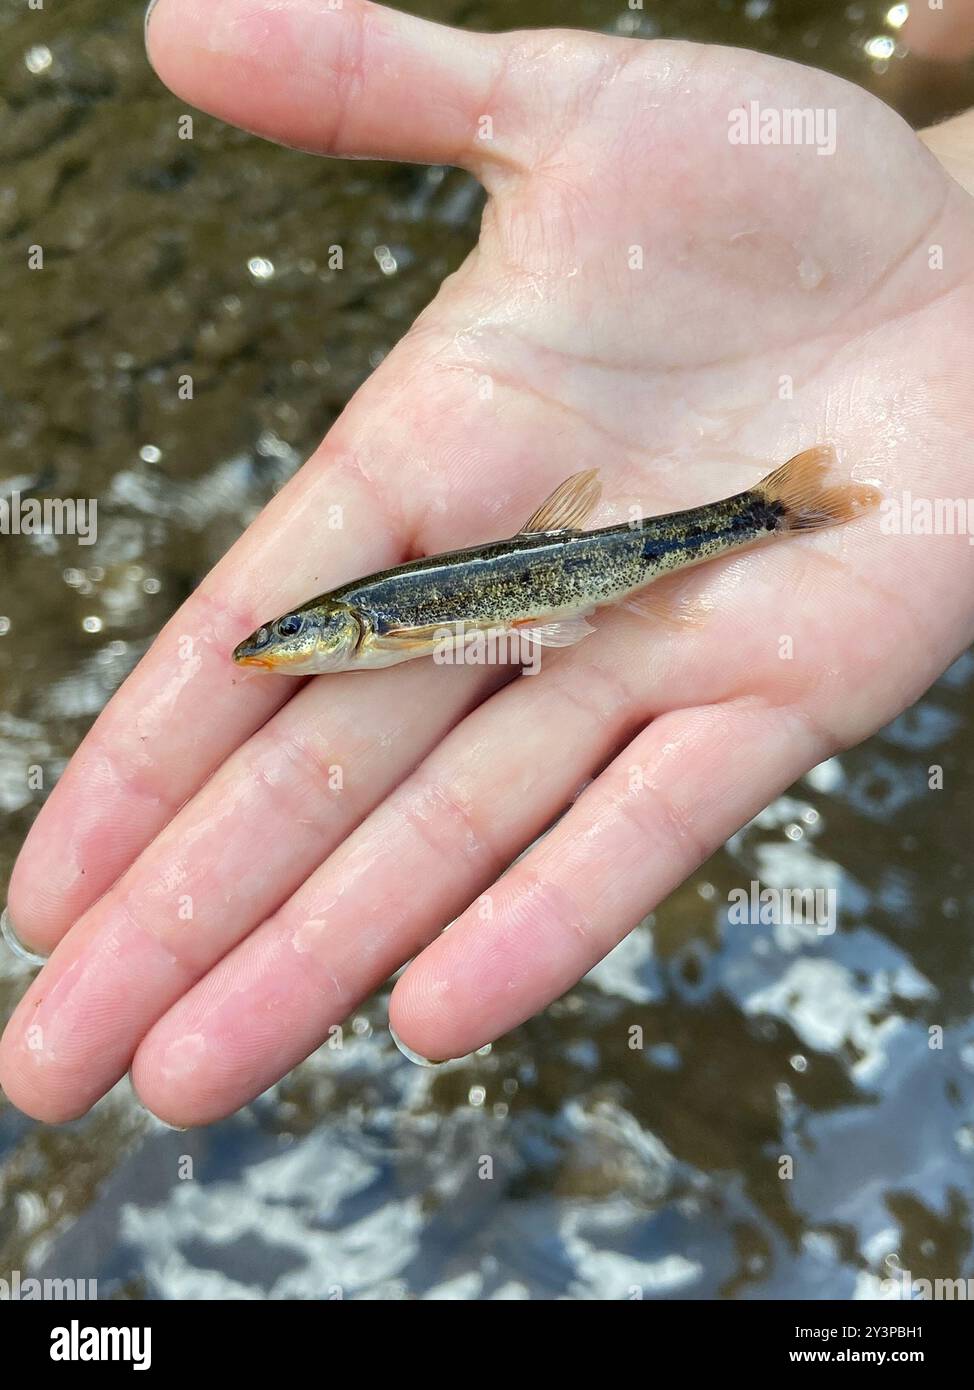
275, 615, 304, 638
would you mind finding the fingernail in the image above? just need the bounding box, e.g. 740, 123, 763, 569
0, 907, 48, 967
388, 1022, 444, 1068
144, 0, 162, 43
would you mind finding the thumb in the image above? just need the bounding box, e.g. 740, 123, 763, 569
145, 0, 515, 172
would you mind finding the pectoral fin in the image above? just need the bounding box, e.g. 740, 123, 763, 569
514, 614, 596, 648
370, 623, 448, 653
517, 469, 602, 535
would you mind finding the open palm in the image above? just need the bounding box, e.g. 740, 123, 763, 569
4, 0, 974, 1125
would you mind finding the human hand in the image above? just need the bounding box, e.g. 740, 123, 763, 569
3, 0, 973, 1125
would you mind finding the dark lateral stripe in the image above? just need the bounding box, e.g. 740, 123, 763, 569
640, 497, 781, 562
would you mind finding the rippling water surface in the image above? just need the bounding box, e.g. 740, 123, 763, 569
1, 1, 973, 1299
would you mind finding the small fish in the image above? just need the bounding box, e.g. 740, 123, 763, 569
232, 445, 878, 675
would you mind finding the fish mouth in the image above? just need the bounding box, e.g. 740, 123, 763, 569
232, 650, 277, 670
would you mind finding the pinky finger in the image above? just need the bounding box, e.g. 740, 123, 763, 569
389, 698, 828, 1061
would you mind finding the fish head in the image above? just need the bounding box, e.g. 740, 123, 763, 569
233, 602, 363, 674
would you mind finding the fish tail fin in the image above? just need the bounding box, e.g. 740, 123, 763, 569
756, 445, 880, 533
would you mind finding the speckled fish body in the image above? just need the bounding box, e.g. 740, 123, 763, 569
327, 495, 777, 631
232, 447, 878, 674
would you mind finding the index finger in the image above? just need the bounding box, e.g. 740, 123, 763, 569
145, 0, 511, 172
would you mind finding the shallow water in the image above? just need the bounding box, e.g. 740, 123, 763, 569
1, 1, 973, 1299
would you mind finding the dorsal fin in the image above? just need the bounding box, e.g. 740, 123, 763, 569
516, 469, 602, 535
